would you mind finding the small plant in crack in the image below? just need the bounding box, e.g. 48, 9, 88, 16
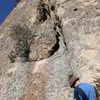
37, 0, 51, 23
54, 15, 62, 31
8, 24, 32, 63
49, 32, 60, 56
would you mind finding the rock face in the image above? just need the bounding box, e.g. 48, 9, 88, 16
0, 0, 100, 100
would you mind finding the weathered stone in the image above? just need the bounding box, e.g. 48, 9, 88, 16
29, 21, 57, 61
60, 0, 100, 82
0, 0, 100, 100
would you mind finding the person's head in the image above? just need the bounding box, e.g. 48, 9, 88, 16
69, 74, 80, 88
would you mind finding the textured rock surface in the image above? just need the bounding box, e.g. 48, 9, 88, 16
59, 0, 100, 82
0, 0, 100, 100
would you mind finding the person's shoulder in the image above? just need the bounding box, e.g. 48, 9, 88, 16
74, 85, 81, 92
79, 82, 91, 85
74, 85, 84, 94
83, 83, 94, 86
79, 82, 94, 88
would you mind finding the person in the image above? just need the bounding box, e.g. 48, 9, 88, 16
69, 75, 99, 100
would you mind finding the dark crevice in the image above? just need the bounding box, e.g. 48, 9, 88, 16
73, 8, 78, 11
54, 15, 68, 51
37, 0, 51, 23
54, 15, 62, 31
51, 5, 55, 11
49, 32, 60, 56
64, 41, 67, 47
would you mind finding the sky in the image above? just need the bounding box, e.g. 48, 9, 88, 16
0, 0, 17, 25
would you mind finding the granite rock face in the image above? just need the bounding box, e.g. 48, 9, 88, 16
58, 0, 100, 82
0, 0, 100, 100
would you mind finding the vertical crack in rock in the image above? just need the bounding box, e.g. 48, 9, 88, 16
36, 0, 51, 24
54, 16, 73, 74
45, 5, 74, 99
54, 15, 68, 52
49, 32, 60, 56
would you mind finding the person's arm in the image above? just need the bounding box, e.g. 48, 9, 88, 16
74, 87, 89, 100
74, 89, 81, 100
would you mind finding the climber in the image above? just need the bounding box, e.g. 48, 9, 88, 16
69, 74, 100, 100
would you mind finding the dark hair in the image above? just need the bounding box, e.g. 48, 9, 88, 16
71, 78, 79, 88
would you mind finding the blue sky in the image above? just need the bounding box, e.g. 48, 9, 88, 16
0, 0, 16, 25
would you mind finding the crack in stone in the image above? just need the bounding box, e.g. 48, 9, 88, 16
49, 32, 60, 56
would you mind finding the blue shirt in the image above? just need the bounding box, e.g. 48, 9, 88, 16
74, 83, 96, 100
